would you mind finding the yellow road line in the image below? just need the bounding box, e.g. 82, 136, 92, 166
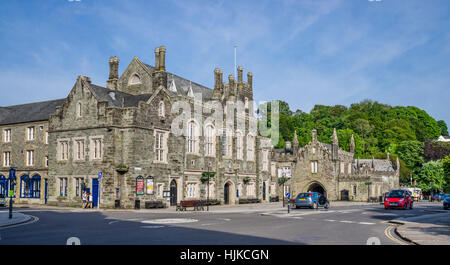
384, 225, 409, 245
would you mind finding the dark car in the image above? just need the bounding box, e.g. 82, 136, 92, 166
295, 192, 330, 209
443, 194, 450, 210
384, 189, 413, 210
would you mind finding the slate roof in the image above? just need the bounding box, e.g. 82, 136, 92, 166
143, 64, 214, 99
356, 159, 395, 172
89, 84, 152, 108
0, 99, 65, 125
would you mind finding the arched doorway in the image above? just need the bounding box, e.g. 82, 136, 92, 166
307, 182, 327, 197
224, 182, 230, 205
170, 179, 177, 206
224, 181, 235, 205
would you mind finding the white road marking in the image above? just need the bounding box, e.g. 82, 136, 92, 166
325, 219, 336, 222
358, 222, 375, 225
141, 218, 198, 224
340, 220, 354, 223
108, 221, 119, 225
141, 226, 165, 229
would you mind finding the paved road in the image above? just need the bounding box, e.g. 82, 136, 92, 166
0, 202, 446, 245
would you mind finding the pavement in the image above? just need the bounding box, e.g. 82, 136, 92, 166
391, 210, 450, 245
0, 211, 32, 228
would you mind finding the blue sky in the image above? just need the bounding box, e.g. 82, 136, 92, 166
0, 0, 449, 125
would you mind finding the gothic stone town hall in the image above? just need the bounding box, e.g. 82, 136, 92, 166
0, 46, 399, 208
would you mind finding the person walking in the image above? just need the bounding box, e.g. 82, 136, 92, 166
88, 193, 93, 208
82, 191, 87, 209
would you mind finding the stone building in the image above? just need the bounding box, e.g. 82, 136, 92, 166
0, 99, 64, 204
272, 129, 400, 201
0, 45, 275, 208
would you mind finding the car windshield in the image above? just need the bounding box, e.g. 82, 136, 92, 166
387, 190, 405, 198
297, 193, 311, 198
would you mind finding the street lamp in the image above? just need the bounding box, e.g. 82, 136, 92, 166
8, 167, 17, 219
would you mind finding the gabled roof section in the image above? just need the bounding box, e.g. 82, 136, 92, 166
0, 98, 65, 125
89, 83, 152, 108
142, 63, 213, 99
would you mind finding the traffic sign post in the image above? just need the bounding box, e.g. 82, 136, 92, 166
8, 167, 17, 219
286, 193, 291, 214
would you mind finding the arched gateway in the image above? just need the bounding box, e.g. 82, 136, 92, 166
306, 182, 327, 197
223, 180, 235, 205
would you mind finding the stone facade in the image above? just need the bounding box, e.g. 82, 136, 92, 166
272, 129, 400, 201
0, 45, 277, 209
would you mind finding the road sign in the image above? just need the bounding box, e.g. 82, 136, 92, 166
8, 190, 14, 197
98, 172, 102, 179
286, 193, 290, 199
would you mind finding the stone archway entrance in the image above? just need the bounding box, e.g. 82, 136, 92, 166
307, 182, 327, 197
224, 181, 235, 205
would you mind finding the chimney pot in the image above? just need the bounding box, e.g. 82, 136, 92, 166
159, 46, 166, 71
154, 47, 160, 71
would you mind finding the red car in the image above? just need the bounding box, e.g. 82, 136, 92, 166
384, 190, 413, 210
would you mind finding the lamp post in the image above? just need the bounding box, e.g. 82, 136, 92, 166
8, 167, 17, 219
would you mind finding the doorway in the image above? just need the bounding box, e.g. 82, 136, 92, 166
307, 182, 327, 197
170, 179, 177, 206
224, 182, 230, 205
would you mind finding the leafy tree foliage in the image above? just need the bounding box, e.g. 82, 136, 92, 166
416, 161, 445, 193
443, 155, 450, 192
437, 120, 449, 136
424, 140, 450, 161
396, 141, 424, 173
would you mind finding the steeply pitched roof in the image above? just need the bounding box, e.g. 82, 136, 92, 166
89, 84, 152, 107
143, 63, 213, 99
0, 99, 65, 125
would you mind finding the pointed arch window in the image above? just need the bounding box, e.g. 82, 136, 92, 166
205, 124, 215, 157
247, 134, 255, 161
236, 131, 243, 160
76, 101, 82, 117
129, 74, 141, 85
158, 101, 165, 117
187, 120, 199, 154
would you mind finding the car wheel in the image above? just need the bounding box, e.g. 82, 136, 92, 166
296, 206, 300, 209
324, 202, 330, 209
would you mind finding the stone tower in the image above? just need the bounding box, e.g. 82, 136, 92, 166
350, 134, 355, 154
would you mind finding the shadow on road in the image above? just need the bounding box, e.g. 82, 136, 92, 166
0, 210, 301, 245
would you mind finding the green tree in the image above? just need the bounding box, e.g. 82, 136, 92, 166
443, 155, 450, 192
437, 120, 449, 136
416, 161, 445, 193
396, 140, 424, 172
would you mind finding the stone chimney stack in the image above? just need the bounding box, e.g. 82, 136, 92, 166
213, 68, 223, 98
247, 72, 253, 90
107, 56, 119, 90
154, 47, 160, 70
237, 66, 243, 83
312, 129, 318, 142
228, 74, 235, 96
159, 46, 166, 71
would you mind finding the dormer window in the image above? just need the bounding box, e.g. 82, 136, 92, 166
158, 101, 165, 117
129, 74, 141, 85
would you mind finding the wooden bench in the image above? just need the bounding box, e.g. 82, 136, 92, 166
176, 200, 204, 211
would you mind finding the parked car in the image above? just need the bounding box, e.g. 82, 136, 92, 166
0, 194, 6, 207
443, 194, 450, 210
384, 189, 413, 210
295, 192, 330, 209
